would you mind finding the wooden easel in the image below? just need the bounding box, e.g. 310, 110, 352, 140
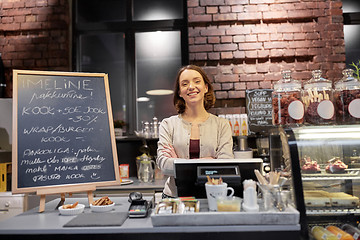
11, 71, 122, 213
37, 186, 96, 212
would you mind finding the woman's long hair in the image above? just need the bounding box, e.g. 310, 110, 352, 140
173, 65, 216, 114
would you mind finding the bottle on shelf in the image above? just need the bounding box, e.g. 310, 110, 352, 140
342, 224, 360, 240
234, 117, 240, 136
233, 114, 241, 136
240, 114, 248, 136
326, 225, 354, 240
224, 114, 233, 135
311, 226, 338, 240
152, 116, 158, 138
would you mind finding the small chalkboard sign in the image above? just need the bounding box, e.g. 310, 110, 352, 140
246, 89, 273, 133
12, 70, 120, 194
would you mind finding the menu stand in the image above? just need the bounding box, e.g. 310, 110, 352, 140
36, 186, 96, 212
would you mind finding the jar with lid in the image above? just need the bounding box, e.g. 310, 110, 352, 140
272, 70, 304, 125
303, 70, 335, 125
334, 69, 360, 124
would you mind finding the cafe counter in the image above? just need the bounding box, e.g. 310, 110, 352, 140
0, 196, 301, 240
25, 177, 166, 211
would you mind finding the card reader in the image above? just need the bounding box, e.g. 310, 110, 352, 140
128, 192, 151, 218
128, 199, 150, 218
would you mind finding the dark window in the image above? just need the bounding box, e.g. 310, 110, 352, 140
343, 0, 360, 66
76, 0, 126, 23
79, 33, 127, 122
73, 0, 188, 135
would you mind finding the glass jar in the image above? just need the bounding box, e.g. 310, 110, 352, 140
334, 69, 360, 124
272, 70, 304, 125
303, 70, 335, 125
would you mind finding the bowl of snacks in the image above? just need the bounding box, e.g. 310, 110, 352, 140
58, 202, 85, 215
90, 196, 115, 212
216, 196, 242, 212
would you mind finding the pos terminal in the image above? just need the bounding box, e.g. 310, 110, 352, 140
174, 159, 263, 198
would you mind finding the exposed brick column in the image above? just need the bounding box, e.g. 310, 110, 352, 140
0, 0, 70, 97
188, 0, 346, 111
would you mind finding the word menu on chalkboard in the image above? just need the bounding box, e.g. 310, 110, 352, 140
12, 70, 120, 193
246, 89, 273, 133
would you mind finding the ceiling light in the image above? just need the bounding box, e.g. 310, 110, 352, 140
137, 97, 150, 102
146, 89, 173, 96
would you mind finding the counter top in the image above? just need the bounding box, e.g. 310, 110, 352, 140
25, 177, 166, 211
0, 196, 300, 240
96, 177, 166, 192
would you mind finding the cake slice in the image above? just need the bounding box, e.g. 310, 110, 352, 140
304, 190, 331, 207
328, 192, 359, 207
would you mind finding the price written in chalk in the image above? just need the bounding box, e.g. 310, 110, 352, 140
246, 89, 273, 130
14, 72, 118, 190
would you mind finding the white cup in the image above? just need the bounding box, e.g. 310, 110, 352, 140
234, 150, 253, 159
205, 182, 234, 211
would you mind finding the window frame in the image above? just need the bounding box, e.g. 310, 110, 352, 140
72, 0, 189, 135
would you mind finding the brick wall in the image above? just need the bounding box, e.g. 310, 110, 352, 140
0, 0, 346, 111
188, 0, 346, 113
0, 0, 70, 97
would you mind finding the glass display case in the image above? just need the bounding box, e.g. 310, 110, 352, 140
270, 125, 360, 239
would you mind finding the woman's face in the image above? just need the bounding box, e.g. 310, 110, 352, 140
178, 69, 208, 106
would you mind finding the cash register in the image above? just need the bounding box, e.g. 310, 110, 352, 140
174, 158, 263, 198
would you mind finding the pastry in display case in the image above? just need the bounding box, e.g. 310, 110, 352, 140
301, 156, 321, 173
325, 157, 348, 174
270, 125, 360, 239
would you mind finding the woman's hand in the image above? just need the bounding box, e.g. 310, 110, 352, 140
162, 144, 178, 158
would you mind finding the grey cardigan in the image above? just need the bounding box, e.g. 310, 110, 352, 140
156, 114, 234, 197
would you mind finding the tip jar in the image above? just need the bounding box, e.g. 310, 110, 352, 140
272, 70, 304, 125
303, 70, 335, 125
334, 68, 360, 124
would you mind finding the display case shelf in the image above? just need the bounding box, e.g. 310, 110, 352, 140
302, 176, 360, 181
306, 208, 360, 216
270, 124, 360, 239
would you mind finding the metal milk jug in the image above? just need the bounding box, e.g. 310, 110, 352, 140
138, 158, 155, 183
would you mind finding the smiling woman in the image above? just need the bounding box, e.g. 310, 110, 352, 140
178, 70, 208, 108
156, 65, 234, 198
173, 65, 215, 115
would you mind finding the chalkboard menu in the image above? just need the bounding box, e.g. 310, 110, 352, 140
12, 70, 120, 193
246, 89, 273, 133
